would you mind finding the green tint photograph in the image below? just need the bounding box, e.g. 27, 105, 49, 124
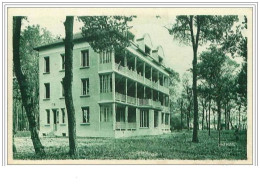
10, 8, 250, 163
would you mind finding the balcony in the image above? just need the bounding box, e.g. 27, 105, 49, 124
115, 92, 126, 103
153, 100, 162, 109
138, 98, 152, 106
100, 91, 165, 110
100, 92, 113, 101
113, 63, 168, 94
127, 95, 136, 105
115, 122, 137, 130
99, 62, 113, 71
159, 84, 169, 94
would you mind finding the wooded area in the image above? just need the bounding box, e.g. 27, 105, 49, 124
13, 15, 247, 158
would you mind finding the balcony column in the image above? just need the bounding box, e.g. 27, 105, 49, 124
144, 86, 146, 99
158, 111, 162, 126
125, 78, 128, 103
143, 62, 146, 82
124, 50, 127, 67
149, 109, 154, 129
151, 67, 153, 82
112, 73, 115, 102
135, 82, 137, 104
136, 108, 140, 129
151, 89, 153, 104
157, 71, 159, 87
112, 49, 115, 70
112, 103, 116, 130
134, 57, 137, 71
125, 106, 128, 123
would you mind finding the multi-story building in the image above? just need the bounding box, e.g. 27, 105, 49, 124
35, 32, 172, 138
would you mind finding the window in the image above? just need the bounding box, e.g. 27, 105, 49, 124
82, 107, 90, 123
100, 105, 111, 122
61, 54, 65, 70
161, 113, 164, 124
100, 50, 112, 64
81, 78, 89, 96
44, 57, 50, 73
44, 83, 50, 99
140, 110, 149, 128
154, 111, 158, 127
46, 109, 50, 124
145, 45, 151, 55
100, 74, 112, 93
81, 50, 89, 67
56, 110, 59, 124
165, 113, 169, 125
116, 106, 125, 122
158, 56, 163, 64
61, 81, 65, 97
61, 108, 66, 124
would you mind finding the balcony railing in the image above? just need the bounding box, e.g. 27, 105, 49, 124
127, 95, 136, 105
128, 122, 137, 129
115, 92, 126, 102
100, 92, 113, 101
116, 122, 126, 130
153, 100, 162, 108
103, 62, 169, 94
99, 62, 113, 71
115, 122, 137, 130
138, 98, 152, 106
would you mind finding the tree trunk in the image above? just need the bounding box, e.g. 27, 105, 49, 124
180, 99, 183, 130
208, 99, 211, 136
238, 103, 241, 130
64, 16, 78, 157
13, 16, 45, 156
190, 15, 200, 143
192, 47, 199, 142
205, 107, 208, 130
202, 101, 205, 130
187, 106, 191, 130
224, 103, 227, 130
217, 99, 221, 145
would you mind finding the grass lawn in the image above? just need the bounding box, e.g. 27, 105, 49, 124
13, 129, 247, 160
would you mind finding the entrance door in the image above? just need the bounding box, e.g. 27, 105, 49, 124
52, 109, 59, 131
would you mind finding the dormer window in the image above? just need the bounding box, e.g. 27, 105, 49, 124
145, 45, 151, 55
159, 56, 163, 64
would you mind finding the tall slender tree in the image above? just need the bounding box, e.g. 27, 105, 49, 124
62, 16, 136, 157
63, 16, 77, 157
167, 15, 238, 142
13, 16, 45, 156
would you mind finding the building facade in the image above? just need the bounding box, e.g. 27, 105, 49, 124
36, 33, 171, 138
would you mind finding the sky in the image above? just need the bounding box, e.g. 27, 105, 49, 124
22, 14, 245, 78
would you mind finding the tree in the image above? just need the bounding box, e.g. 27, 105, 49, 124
63, 16, 77, 157
61, 16, 136, 156
198, 46, 239, 144
182, 73, 193, 130
197, 84, 209, 131
78, 16, 136, 52
13, 16, 45, 156
167, 68, 180, 130
13, 25, 55, 133
167, 15, 238, 142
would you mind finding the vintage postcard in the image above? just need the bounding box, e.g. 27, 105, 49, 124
7, 6, 253, 164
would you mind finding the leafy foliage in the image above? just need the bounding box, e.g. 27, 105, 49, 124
13, 24, 56, 131
168, 15, 239, 47
78, 16, 136, 52
198, 46, 239, 103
